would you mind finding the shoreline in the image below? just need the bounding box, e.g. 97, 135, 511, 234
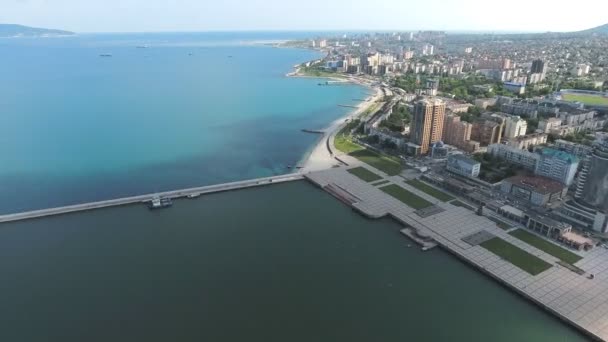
293, 71, 383, 173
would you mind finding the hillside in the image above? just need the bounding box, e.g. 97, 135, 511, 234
578, 23, 608, 35
0, 24, 74, 38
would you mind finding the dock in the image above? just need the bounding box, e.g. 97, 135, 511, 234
0, 173, 303, 224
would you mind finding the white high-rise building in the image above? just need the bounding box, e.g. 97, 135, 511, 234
422, 44, 434, 56
504, 116, 528, 139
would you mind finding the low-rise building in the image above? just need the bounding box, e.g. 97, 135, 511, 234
446, 154, 481, 178
500, 175, 568, 206
506, 133, 548, 150
487, 144, 540, 170
503, 82, 526, 95
474, 98, 497, 109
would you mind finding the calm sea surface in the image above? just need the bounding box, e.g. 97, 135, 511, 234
0, 181, 589, 341
0, 32, 368, 213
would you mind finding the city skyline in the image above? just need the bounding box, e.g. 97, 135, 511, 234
1, 0, 607, 33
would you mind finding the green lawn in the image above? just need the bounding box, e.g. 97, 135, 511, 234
480, 237, 552, 275
406, 179, 454, 202
349, 149, 403, 176
562, 93, 608, 106
509, 229, 582, 264
380, 184, 433, 210
334, 135, 364, 154
451, 200, 475, 211
487, 216, 512, 230
347, 167, 383, 182
372, 180, 391, 186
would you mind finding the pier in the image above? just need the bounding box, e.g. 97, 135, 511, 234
0, 173, 303, 224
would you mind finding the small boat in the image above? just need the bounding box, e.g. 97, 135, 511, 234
136, 45, 149, 49
148, 196, 173, 209
99, 53, 112, 57
187, 193, 201, 199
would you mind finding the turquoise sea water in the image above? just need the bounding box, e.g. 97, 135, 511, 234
0, 33, 368, 213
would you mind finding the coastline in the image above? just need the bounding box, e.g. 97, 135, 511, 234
288, 68, 382, 173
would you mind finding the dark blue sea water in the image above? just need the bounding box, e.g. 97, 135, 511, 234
0, 33, 368, 213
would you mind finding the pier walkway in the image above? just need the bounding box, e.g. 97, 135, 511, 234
0, 173, 303, 224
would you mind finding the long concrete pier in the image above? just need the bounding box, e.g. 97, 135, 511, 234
0, 173, 303, 224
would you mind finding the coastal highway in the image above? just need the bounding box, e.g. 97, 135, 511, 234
0, 173, 303, 224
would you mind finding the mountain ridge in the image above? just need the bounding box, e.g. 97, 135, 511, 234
0, 24, 74, 38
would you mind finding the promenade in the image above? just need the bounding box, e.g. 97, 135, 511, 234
305, 162, 608, 342
0, 173, 302, 224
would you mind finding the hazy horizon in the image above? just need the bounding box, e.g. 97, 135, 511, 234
1, 0, 606, 33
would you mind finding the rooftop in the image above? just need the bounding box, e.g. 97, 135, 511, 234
538, 148, 579, 163
448, 154, 480, 165
504, 175, 566, 195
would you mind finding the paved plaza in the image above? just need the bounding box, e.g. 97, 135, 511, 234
306, 158, 608, 341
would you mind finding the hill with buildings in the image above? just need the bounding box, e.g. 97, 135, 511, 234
0, 24, 74, 38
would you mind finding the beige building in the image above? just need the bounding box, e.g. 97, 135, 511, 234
443, 114, 472, 149
471, 120, 503, 146
411, 99, 446, 154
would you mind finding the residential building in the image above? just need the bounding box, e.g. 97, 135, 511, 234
535, 148, 579, 186
501, 101, 538, 118
531, 59, 547, 75
500, 175, 568, 207
554, 139, 593, 158
442, 114, 472, 148
506, 133, 548, 150
558, 111, 595, 126
504, 116, 528, 139
422, 44, 434, 56
425, 79, 439, 96
447, 154, 481, 178
488, 144, 540, 170
503, 82, 526, 95
411, 99, 446, 154
538, 118, 562, 134
471, 120, 503, 146
474, 98, 497, 109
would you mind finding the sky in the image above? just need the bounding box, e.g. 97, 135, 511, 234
1, 0, 607, 33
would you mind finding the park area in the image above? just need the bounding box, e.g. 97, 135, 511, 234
380, 184, 433, 210
334, 136, 403, 176
480, 237, 552, 276
347, 167, 382, 182
509, 229, 582, 265
406, 179, 454, 202
562, 93, 608, 106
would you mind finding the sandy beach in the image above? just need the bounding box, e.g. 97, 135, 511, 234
299, 83, 383, 173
